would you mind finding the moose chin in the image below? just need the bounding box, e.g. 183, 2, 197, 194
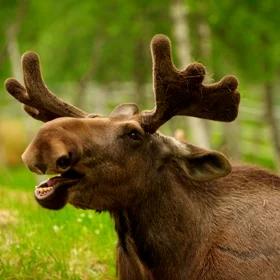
5, 34, 280, 280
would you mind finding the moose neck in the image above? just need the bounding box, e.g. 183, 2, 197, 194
113, 169, 217, 276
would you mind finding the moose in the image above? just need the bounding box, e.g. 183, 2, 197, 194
5, 34, 280, 279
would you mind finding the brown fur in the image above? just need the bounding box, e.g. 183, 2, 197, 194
113, 165, 280, 280
20, 113, 280, 280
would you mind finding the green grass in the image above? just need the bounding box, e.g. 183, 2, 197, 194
0, 167, 117, 280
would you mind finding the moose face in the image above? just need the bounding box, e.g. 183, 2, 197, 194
21, 105, 158, 210
22, 103, 232, 211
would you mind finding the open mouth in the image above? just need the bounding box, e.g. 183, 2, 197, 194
34, 169, 84, 209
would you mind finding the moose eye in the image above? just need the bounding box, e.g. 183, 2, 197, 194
127, 130, 142, 141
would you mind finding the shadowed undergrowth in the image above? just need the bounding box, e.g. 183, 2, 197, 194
0, 167, 116, 280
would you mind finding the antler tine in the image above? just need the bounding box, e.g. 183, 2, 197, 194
140, 34, 240, 133
5, 52, 88, 122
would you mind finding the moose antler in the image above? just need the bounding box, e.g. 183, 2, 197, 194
140, 34, 240, 133
4, 35, 240, 132
5, 52, 88, 122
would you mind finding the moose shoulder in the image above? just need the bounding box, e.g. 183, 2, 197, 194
5, 34, 280, 280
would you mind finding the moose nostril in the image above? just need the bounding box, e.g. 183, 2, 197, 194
34, 163, 47, 174
56, 154, 72, 170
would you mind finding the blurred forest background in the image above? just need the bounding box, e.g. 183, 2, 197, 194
1, 0, 280, 169
1, 0, 280, 279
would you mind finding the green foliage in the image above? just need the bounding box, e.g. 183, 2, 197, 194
185, 0, 280, 83
0, 167, 116, 279
0, 0, 171, 84
0, 0, 279, 165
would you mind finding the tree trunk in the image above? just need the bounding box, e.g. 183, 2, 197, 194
75, 39, 103, 108
222, 122, 241, 160
197, 18, 211, 62
6, 0, 27, 81
264, 82, 280, 170
133, 38, 147, 109
6, 25, 21, 81
170, 0, 210, 148
195, 13, 213, 144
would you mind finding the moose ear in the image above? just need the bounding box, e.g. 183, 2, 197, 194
180, 147, 231, 181
110, 103, 139, 119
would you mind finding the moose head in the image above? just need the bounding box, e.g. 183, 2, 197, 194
5, 34, 240, 211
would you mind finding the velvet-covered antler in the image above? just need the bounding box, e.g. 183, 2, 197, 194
5, 35, 240, 132
140, 34, 240, 133
5, 52, 88, 122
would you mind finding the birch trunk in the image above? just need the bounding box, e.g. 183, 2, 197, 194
170, 0, 210, 148
6, 0, 26, 81
264, 82, 280, 170
196, 13, 213, 144
6, 25, 21, 81
75, 39, 103, 108
133, 38, 147, 108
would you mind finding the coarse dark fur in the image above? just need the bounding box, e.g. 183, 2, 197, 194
113, 165, 280, 280
21, 113, 280, 280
